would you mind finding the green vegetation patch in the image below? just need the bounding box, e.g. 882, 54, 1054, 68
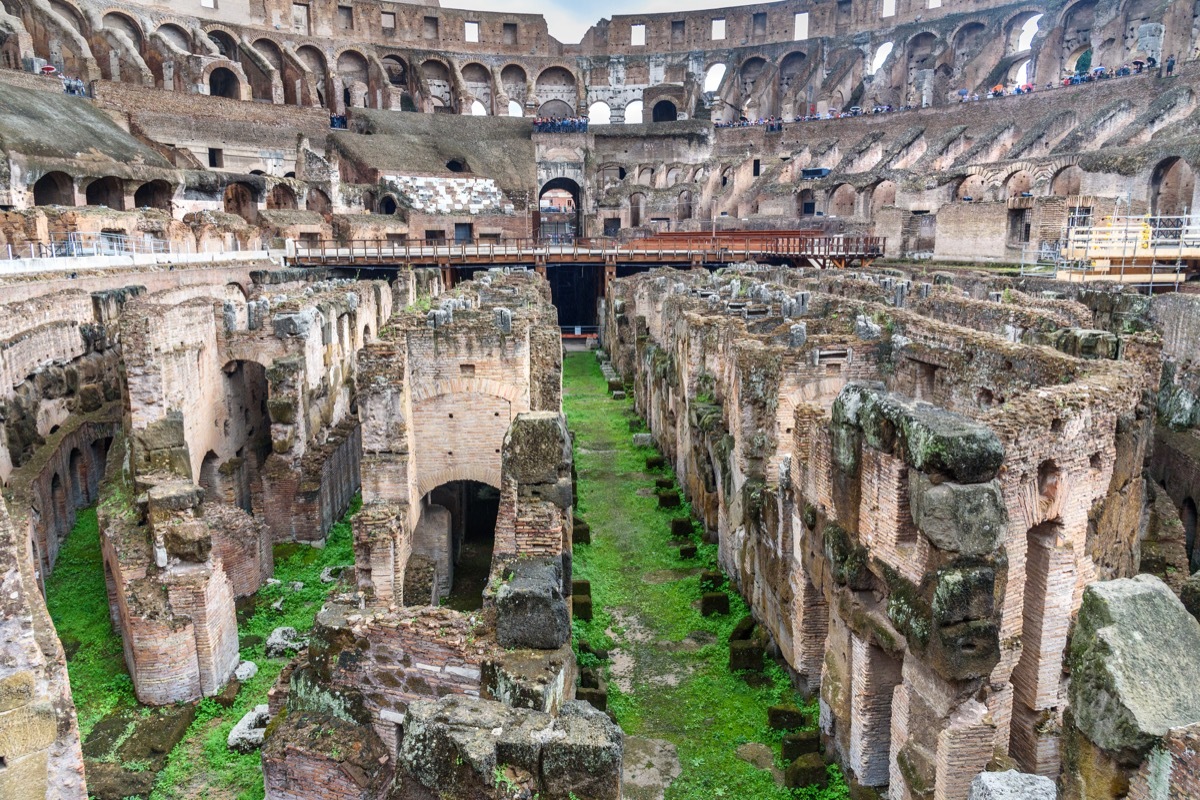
45, 506, 136, 739
564, 353, 847, 800
151, 494, 361, 800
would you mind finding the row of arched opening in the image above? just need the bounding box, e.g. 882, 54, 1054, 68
949, 158, 1196, 217
40, 436, 112, 575
31, 172, 173, 211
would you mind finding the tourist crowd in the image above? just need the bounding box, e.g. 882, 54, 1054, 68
533, 116, 589, 133
61, 76, 87, 96
329, 113, 349, 129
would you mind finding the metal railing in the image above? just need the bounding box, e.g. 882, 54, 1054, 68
291, 234, 885, 266
3, 231, 256, 261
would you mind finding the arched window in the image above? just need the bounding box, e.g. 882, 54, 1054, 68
624, 100, 644, 124
209, 67, 240, 99
588, 101, 612, 125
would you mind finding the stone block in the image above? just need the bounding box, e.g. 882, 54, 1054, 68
483, 643, 577, 714
700, 570, 725, 592
576, 686, 607, 712
701, 592, 730, 616
540, 702, 623, 800
909, 473, 1006, 555
265, 626, 306, 658
768, 704, 808, 731
932, 567, 996, 626
833, 383, 1004, 483
1067, 574, 1200, 755
0, 671, 34, 713
671, 517, 694, 538
782, 730, 820, 761
729, 614, 756, 641
967, 770, 1057, 799
573, 595, 593, 621
729, 640, 764, 672
573, 517, 591, 545
496, 558, 570, 650
78, 383, 105, 412
580, 668, 601, 690
572, 579, 592, 598
633, 433, 654, 447
655, 477, 674, 489
646, 455, 666, 470
656, 489, 681, 508
227, 704, 270, 753
271, 308, 316, 338
612, 390, 626, 400
504, 412, 572, 487
785, 752, 828, 789
678, 543, 697, 559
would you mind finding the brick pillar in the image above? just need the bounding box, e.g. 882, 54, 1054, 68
789, 565, 828, 693
1010, 522, 1075, 775
849, 634, 903, 786
934, 700, 995, 800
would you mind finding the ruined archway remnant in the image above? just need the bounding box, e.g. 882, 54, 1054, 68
209, 66, 240, 99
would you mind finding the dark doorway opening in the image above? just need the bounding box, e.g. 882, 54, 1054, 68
434, 480, 499, 612
538, 177, 581, 242
652, 100, 678, 122
546, 263, 603, 327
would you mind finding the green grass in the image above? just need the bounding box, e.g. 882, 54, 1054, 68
44, 506, 137, 739
565, 352, 848, 800
148, 494, 362, 800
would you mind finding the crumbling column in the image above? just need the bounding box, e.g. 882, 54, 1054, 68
849, 633, 903, 786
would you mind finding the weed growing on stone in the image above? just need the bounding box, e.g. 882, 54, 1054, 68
563, 353, 848, 800
45, 507, 137, 739
150, 494, 362, 800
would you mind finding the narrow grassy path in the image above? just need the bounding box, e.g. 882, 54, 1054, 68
45, 506, 136, 739
564, 353, 847, 800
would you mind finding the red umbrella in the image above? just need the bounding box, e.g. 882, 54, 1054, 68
40, 65, 57, 75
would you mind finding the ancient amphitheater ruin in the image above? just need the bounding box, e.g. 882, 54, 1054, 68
4, 1, 1200, 799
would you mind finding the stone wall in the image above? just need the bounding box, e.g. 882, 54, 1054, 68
604, 265, 1162, 797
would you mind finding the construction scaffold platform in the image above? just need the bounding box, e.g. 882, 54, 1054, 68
1055, 214, 1199, 287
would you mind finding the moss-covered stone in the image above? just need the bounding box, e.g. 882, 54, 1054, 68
1067, 574, 1200, 756
824, 523, 871, 590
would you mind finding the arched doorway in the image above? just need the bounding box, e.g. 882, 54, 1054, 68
828, 184, 857, 218
629, 192, 646, 227
419, 480, 499, 610
869, 180, 897, 218
306, 188, 332, 215
85, 177, 125, 210
538, 177, 581, 242
266, 184, 298, 210
537, 99, 573, 118
224, 183, 258, 223
32, 172, 74, 206
652, 100, 678, 122
379, 196, 398, 215
209, 67, 240, 99
134, 180, 172, 211
1151, 158, 1195, 217
1050, 165, 1083, 197
215, 360, 272, 513
797, 188, 816, 217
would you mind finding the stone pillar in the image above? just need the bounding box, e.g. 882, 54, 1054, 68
849, 634, 903, 786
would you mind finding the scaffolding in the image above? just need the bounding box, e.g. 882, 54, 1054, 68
1050, 211, 1195, 289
